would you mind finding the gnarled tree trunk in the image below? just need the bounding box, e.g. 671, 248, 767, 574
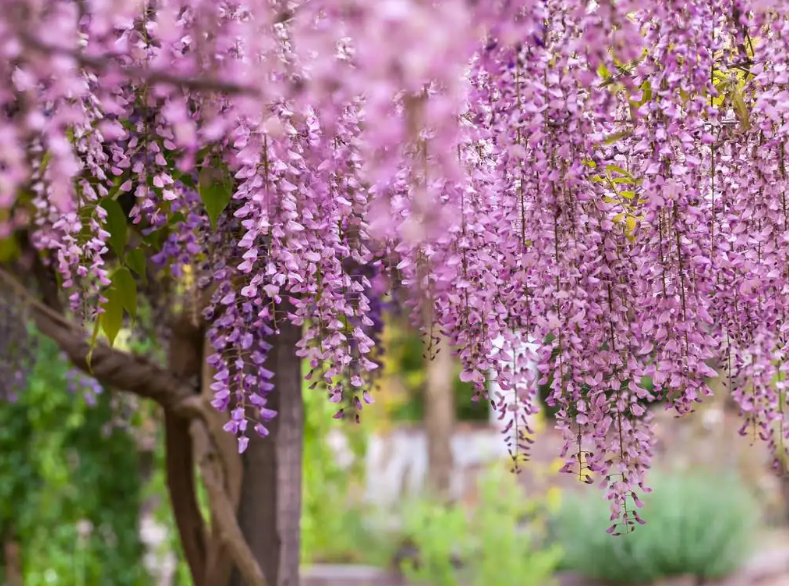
0, 267, 300, 586
231, 317, 304, 586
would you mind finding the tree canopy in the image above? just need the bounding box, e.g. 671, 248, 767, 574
1, 0, 787, 539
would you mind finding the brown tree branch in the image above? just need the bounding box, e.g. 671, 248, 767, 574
18, 32, 260, 97
191, 419, 269, 586
30, 252, 64, 313
0, 267, 201, 417
2, 527, 22, 586
165, 316, 210, 586
165, 413, 208, 585
0, 266, 271, 585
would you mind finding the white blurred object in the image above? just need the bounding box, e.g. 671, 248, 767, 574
139, 517, 176, 586
702, 407, 723, 430
364, 425, 509, 505
363, 334, 540, 506
487, 335, 540, 435
326, 428, 355, 469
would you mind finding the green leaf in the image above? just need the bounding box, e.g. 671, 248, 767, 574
177, 172, 197, 190
620, 191, 637, 200
100, 288, 124, 347
168, 212, 187, 227
199, 163, 233, 230
605, 164, 632, 178
100, 199, 127, 257
126, 249, 148, 284
108, 173, 129, 201
111, 267, 137, 319
639, 80, 652, 104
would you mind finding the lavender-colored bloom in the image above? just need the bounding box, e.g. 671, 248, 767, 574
8, 0, 789, 530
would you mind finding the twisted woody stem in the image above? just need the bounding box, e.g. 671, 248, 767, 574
0, 267, 268, 586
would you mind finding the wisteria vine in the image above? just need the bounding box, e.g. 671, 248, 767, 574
3, 0, 789, 532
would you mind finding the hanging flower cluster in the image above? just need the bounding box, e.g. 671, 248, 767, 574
4, 0, 789, 531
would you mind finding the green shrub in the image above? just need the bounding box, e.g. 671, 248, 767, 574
554, 469, 759, 584
398, 465, 562, 586
300, 361, 392, 566
0, 334, 148, 586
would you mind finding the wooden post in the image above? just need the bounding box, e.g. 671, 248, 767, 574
424, 334, 455, 500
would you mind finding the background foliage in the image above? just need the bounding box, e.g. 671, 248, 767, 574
554, 468, 760, 584
398, 466, 562, 586
380, 320, 487, 423
0, 335, 148, 586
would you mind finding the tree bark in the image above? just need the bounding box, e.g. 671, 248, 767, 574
191, 420, 267, 586
163, 316, 208, 586
424, 334, 455, 500
231, 318, 304, 586
2, 527, 22, 586
203, 330, 244, 586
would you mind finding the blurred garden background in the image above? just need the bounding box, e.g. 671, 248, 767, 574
1, 316, 789, 586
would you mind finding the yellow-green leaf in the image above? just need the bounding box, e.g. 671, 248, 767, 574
732, 88, 751, 131
605, 164, 632, 178
100, 288, 124, 347
40, 152, 52, 173
100, 199, 127, 257
711, 85, 727, 108
111, 267, 137, 319
0, 237, 19, 262
620, 191, 637, 200
603, 130, 632, 145
639, 81, 652, 104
